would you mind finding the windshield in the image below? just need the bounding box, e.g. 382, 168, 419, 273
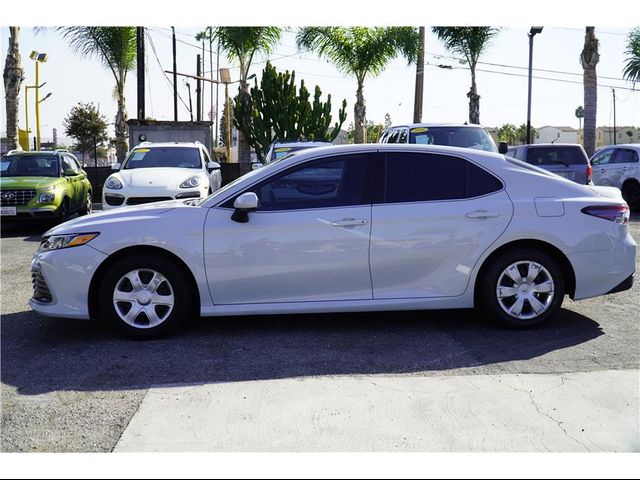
123, 147, 202, 170
525, 146, 588, 166
409, 127, 498, 152
0, 155, 60, 177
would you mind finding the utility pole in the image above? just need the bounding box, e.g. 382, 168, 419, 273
526, 27, 543, 145
413, 26, 425, 123
186, 82, 193, 121
136, 27, 145, 121
612, 88, 617, 145
196, 54, 202, 122
172, 27, 178, 121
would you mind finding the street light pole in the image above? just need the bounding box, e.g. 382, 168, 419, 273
526, 27, 543, 145
30, 51, 49, 151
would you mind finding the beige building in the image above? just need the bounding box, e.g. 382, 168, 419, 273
535, 126, 578, 144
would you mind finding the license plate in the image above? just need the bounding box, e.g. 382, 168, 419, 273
1, 207, 17, 216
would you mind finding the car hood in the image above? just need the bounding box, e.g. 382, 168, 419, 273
116, 168, 203, 188
44, 199, 192, 237
0, 176, 61, 190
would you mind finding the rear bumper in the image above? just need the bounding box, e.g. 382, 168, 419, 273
606, 274, 634, 295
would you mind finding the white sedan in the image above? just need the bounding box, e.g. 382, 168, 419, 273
102, 142, 222, 209
31, 144, 635, 338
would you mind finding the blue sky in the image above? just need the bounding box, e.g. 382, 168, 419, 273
2, 1, 638, 146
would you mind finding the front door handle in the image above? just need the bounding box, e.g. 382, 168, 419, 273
466, 210, 499, 219
331, 218, 368, 227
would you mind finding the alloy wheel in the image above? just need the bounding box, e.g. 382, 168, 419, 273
495, 261, 555, 321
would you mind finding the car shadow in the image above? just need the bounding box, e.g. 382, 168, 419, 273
1, 307, 604, 395
0, 221, 49, 242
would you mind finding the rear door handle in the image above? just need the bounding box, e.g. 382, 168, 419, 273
331, 218, 368, 227
466, 210, 499, 219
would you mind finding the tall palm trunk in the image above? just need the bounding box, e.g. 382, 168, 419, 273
581, 27, 599, 157
114, 78, 128, 162
3, 27, 24, 150
354, 77, 366, 144
468, 65, 480, 125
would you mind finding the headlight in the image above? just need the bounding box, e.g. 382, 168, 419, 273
179, 176, 201, 188
105, 176, 123, 190
39, 193, 55, 203
39, 233, 100, 252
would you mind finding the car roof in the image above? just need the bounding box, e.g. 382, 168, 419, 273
387, 123, 488, 129
132, 142, 203, 149
5, 150, 61, 157
272, 141, 333, 148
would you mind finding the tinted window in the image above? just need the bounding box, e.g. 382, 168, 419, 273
398, 129, 408, 143
408, 126, 498, 152
0, 155, 60, 177
525, 146, 588, 166
613, 149, 639, 164
123, 147, 202, 169
590, 149, 614, 166
386, 130, 400, 144
61, 156, 75, 173
384, 152, 502, 203
234, 154, 372, 211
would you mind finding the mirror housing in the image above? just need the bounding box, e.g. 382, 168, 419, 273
207, 161, 221, 171
498, 142, 509, 154
63, 169, 78, 177
111, 162, 121, 171
231, 192, 259, 223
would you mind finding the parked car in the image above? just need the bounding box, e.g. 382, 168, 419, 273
251, 140, 334, 170
589, 144, 640, 211
102, 142, 222, 210
505, 144, 592, 185
0, 150, 93, 222
30, 144, 635, 339
379, 123, 499, 153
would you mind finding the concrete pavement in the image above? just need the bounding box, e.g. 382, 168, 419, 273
114, 369, 639, 452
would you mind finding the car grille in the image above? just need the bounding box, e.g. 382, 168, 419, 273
104, 194, 125, 206
126, 197, 173, 206
1, 190, 36, 206
31, 266, 53, 304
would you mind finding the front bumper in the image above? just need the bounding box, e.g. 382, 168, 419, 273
102, 187, 206, 210
29, 245, 108, 319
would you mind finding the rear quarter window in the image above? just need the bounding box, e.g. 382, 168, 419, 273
525, 146, 588, 165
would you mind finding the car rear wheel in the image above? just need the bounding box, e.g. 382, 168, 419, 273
621, 181, 640, 212
479, 248, 565, 328
99, 254, 192, 339
79, 192, 92, 216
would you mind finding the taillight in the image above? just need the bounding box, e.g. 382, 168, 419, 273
586, 164, 592, 184
581, 205, 630, 224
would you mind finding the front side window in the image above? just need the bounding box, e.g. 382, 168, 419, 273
227, 154, 372, 211
590, 149, 614, 166
383, 152, 503, 203
0, 155, 60, 177
123, 147, 202, 170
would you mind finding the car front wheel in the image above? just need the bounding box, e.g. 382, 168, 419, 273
79, 192, 92, 216
479, 248, 565, 328
99, 254, 192, 339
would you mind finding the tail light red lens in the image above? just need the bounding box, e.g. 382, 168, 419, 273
581, 205, 630, 225
586, 164, 592, 184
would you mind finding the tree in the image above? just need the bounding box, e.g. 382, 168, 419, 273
233, 62, 347, 161
581, 27, 600, 157
623, 27, 640, 88
3, 27, 24, 151
347, 119, 384, 144
63, 102, 108, 163
384, 113, 392, 128
431, 27, 500, 125
497, 123, 518, 145
212, 27, 282, 173
219, 106, 235, 148
58, 27, 136, 162
575, 105, 584, 132
516, 123, 536, 144
297, 27, 420, 144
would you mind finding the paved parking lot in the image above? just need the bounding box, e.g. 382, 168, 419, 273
1, 214, 639, 452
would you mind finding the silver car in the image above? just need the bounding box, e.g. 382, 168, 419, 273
506, 144, 592, 185
590, 144, 640, 211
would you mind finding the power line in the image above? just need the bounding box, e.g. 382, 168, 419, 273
146, 32, 191, 114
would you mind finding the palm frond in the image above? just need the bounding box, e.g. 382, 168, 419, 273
623, 27, 640, 87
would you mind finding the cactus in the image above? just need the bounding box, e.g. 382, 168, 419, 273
233, 62, 347, 161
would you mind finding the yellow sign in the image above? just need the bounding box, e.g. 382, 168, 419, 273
135, 148, 150, 153
18, 129, 29, 151
411, 127, 428, 133
274, 147, 292, 153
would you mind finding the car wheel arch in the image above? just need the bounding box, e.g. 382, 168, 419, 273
473, 239, 576, 306
88, 245, 201, 321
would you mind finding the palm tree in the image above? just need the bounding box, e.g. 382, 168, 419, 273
212, 27, 282, 173
58, 27, 136, 162
297, 27, 420, 144
581, 27, 600, 157
431, 27, 500, 125
3, 27, 25, 150
623, 27, 640, 88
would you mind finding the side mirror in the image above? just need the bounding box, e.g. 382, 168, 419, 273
63, 169, 78, 177
112, 162, 121, 171
231, 192, 258, 223
207, 161, 221, 171
498, 142, 509, 154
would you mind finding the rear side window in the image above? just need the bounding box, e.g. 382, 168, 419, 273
612, 149, 639, 164
525, 146, 588, 166
386, 130, 400, 144
383, 152, 503, 203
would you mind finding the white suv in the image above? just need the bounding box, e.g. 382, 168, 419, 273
590, 144, 640, 211
103, 142, 222, 210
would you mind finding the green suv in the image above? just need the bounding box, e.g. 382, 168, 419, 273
0, 150, 93, 223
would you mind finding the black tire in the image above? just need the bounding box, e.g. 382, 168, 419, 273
98, 253, 192, 339
621, 181, 640, 212
78, 191, 92, 216
56, 198, 70, 224
478, 248, 565, 329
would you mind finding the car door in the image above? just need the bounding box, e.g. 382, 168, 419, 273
202, 148, 221, 191
609, 148, 637, 189
61, 155, 82, 209
369, 150, 513, 299
204, 152, 376, 305
590, 148, 615, 186
69, 155, 89, 201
